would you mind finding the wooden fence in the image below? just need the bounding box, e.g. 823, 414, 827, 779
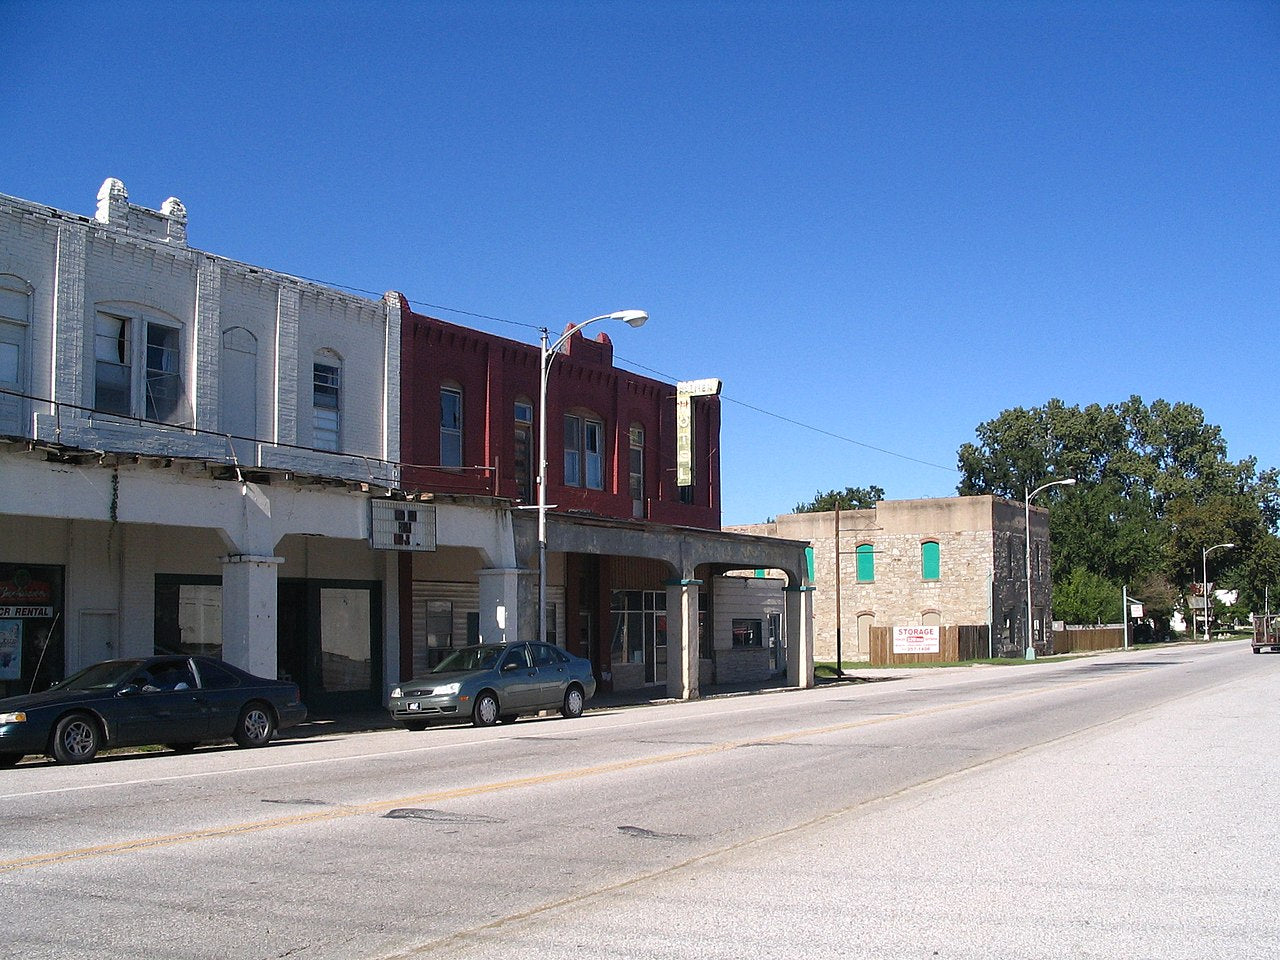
869, 625, 991, 666
1055, 625, 1125, 653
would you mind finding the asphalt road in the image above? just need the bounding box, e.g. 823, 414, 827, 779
3, 641, 1276, 959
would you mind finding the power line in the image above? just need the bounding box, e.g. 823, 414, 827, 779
288, 271, 960, 476
614, 356, 960, 474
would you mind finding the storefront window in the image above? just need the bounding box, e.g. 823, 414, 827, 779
319, 588, 372, 693
732, 618, 763, 647
0, 564, 64, 697
155, 577, 222, 657
610, 590, 667, 682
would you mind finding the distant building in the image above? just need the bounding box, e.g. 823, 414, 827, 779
728, 495, 1055, 661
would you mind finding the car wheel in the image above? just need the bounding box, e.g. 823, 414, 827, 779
234, 702, 276, 748
472, 691, 500, 727
0, 753, 22, 768
51, 712, 101, 764
401, 720, 429, 732
561, 684, 585, 719
167, 743, 199, 754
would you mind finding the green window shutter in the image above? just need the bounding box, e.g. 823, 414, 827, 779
805, 547, 815, 583
856, 543, 875, 582
922, 541, 940, 581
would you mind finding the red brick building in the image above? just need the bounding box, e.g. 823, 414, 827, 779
399, 304, 720, 527
394, 295, 812, 696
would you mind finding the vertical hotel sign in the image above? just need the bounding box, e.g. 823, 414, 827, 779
676, 379, 722, 487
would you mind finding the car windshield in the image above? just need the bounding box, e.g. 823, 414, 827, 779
50, 660, 143, 691
432, 646, 503, 673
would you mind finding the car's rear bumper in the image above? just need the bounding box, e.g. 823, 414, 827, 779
276, 704, 308, 731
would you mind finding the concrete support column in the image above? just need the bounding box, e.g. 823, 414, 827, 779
478, 568, 523, 644
220, 553, 284, 679
784, 584, 816, 689
665, 578, 702, 701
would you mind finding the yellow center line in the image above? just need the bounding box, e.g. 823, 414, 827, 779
0, 672, 1122, 874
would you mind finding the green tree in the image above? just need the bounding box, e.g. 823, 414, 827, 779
794, 485, 885, 513
958, 396, 1275, 628
1052, 568, 1121, 625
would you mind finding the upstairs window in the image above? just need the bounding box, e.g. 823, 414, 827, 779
144, 324, 181, 421
629, 425, 644, 517
0, 282, 30, 438
564, 413, 604, 489
514, 400, 533, 501
94, 313, 132, 416
440, 386, 463, 468
313, 361, 341, 451
856, 543, 875, 583
921, 541, 940, 581
94, 309, 188, 424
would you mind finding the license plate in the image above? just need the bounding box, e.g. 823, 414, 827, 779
407, 702, 421, 711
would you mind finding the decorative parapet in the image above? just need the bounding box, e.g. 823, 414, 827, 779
93, 177, 188, 246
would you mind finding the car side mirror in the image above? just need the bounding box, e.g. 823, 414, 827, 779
501, 662, 519, 673
118, 684, 141, 697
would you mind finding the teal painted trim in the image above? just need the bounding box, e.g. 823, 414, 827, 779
783, 585, 816, 593
663, 578, 704, 586
921, 540, 941, 581
856, 543, 875, 582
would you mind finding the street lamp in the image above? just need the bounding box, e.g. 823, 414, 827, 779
1024, 478, 1076, 658
1200, 542, 1234, 642
537, 310, 647, 647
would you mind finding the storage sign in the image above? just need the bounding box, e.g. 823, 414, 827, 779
893, 625, 940, 654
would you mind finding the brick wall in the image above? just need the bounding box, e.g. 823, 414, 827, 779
728, 496, 1051, 663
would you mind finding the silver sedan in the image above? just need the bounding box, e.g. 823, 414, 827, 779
388, 641, 597, 730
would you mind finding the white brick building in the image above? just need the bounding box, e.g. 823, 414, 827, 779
0, 179, 407, 709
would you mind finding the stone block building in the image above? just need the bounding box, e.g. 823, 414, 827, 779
729, 495, 1054, 662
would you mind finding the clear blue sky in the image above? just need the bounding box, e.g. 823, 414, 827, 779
5, 1, 1276, 525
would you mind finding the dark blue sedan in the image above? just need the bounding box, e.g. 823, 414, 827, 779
0, 655, 307, 766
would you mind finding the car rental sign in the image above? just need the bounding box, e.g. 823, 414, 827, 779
893, 625, 940, 654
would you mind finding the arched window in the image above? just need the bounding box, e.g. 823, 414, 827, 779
312, 351, 342, 451
856, 612, 875, 659
440, 384, 463, 467
0, 278, 31, 436
221, 327, 258, 462
921, 541, 940, 581
629, 424, 645, 517
855, 543, 875, 583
